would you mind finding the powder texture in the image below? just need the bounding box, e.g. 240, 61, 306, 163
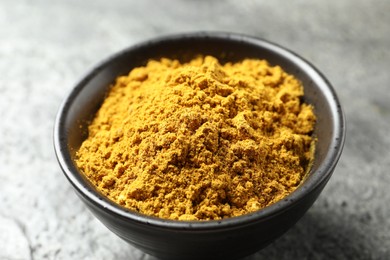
76, 56, 316, 220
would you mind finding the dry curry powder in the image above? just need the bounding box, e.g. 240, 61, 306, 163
76, 56, 316, 221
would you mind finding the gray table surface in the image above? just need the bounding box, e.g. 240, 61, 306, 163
1, 0, 389, 259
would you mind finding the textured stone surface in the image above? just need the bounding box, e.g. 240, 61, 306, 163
0, 0, 389, 259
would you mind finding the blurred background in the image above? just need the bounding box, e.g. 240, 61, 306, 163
0, 0, 389, 259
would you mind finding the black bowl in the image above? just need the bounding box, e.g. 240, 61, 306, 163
54, 32, 345, 260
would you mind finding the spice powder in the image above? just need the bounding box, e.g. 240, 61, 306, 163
76, 56, 316, 221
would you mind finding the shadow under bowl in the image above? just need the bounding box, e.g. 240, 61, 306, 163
54, 32, 345, 260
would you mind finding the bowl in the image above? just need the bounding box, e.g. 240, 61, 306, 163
54, 32, 345, 260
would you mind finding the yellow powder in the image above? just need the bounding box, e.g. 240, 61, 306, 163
76, 56, 316, 221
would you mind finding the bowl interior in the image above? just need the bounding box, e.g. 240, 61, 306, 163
56, 33, 344, 226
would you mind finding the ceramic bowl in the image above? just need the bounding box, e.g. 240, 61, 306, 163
54, 32, 345, 260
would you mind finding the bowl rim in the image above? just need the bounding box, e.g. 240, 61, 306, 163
54, 31, 346, 231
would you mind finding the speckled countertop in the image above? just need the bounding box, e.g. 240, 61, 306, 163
0, 0, 389, 259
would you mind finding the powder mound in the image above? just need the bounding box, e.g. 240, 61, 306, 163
76, 56, 316, 220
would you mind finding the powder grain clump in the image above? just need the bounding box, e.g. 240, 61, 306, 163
76, 56, 316, 220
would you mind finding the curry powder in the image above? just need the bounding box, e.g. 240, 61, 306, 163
76, 56, 316, 220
